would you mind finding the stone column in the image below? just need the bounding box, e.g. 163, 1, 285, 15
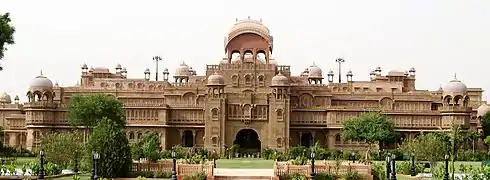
160, 128, 167, 150
9, 132, 18, 148
192, 130, 196, 147
327, 132, 335, 150
26, 129, 34, 151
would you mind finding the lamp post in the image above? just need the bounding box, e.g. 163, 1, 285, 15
410, 154, 415, 176
39, 150, 45, 179
310, 151, 316, 180
335, 58, 345, 83
443, 155, 449, 180
153, 56, 162, 81
171, 151, 177, 180
386, 156, 391, 180
92, 152, 100, 180
74, 157, 79, 174
391, 154, 397, 180
351, 152, 356, 163
213, 150, 217, 168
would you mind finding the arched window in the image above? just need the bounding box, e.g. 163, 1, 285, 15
245, 75, 252, 86
258, 75, 265, 86
335, 134, 341, 144
276, 109, 283, 119
232, 75, 239, 87
129, 132, 135, 140
211, 108, 218, 119
212, 137, 218, 147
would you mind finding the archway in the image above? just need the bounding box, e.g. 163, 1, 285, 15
233, 129, 261, 153
300, 132, 313, 147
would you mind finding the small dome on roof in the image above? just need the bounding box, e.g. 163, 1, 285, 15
116, 64, 122, 69
0, 92, 11, 104
81, 63, 88, 70
163, 68, 169, 74
347, 70, 353, 76
478, 104, 490, 118
207, 72, 225, 86
175, 62, 190, 76
29, 71, 53, 92
144, 68, 150, 74
308, 64, 322, 78
271, 73, 289, 86
442, 75, 467, 94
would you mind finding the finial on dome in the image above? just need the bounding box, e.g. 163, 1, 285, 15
247, 16, 251, 19
236, 18, 238, 22
260, 18, 262, 22
40, 70, 43, 76
454, 73, 457, 80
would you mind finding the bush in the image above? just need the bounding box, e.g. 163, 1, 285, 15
344, 170, 361, 180
131, 132, 160, 162
395, 161, 424, 175
279, 173, 307, 180
316, 172, 338, 180
183, 172, 206, 180
153, 170, 171, 178
41, 131, 84, 169
86, 117, 132, 178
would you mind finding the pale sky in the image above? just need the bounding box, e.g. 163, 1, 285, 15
0, 0, 489, 102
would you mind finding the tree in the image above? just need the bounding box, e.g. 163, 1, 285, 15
68, 94, 126, 128
87, 117, 131, 178
341, 112, 396, 161
400, 133, 449, 173
41, 131, 84, 169
0, 12, 15, 62
482, 112, 490, 139
131, 132, 161, 162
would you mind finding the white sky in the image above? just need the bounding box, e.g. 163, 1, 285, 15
0, 0, 489, 102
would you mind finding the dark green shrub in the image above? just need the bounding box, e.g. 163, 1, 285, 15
344, 170, 361, 180
153, 170, 171, 178
86, 117, 132, 178
316, 172, 338, 180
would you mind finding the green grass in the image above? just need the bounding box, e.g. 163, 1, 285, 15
14, 157, 36, 168
216, 158, 274, 169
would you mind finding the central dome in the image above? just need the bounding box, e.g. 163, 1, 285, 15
226, 18, 271, 47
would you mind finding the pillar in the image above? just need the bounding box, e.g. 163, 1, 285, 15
9, 132, 18, 148
26, 129, 34, 151
192, 130, 196, 147
160, 128, 167, 150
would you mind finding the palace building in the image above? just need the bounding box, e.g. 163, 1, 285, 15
0, 18, 489, 153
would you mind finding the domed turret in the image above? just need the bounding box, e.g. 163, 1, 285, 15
0, 92, 11, 104
308, 64, 322, 78
175, 62, 190, 77
207, 72, 225, 86
442, 75, 467, 95
271, 73, 289, 86
477, 104, 490, 118
29, 71, 53, 92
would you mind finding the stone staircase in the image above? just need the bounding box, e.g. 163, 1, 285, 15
213, 168, 274, 180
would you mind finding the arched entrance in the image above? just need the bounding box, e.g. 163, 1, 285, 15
233, 129, 261, 153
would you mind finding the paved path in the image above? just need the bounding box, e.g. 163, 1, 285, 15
214, 168, 274, 177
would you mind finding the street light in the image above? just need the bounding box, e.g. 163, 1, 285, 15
386, 156, 391, 180
39, 150, 45, 179
335, 58, 345, 83
92, 152, 100, 180
391, 154, 397, 180
310, 151, 316, 180
351, 152, 356, 163
410, 154, 415, 176
171, 151, 177, 180
153, 56, 162, 81
443, 155, 449, 180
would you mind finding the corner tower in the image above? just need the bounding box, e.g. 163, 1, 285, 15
269, 73, 290, 151
204, 72, 227, 153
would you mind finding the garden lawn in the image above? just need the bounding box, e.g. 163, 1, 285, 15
14, 157, 36, 168
216, 159, 274, 169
